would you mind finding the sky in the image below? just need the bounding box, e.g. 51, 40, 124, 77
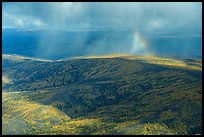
2, 2, 202, 35
2, 2, 202, 59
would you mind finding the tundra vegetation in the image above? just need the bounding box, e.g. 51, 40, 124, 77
2, 54, 202, 135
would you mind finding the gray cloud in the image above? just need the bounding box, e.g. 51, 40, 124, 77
2, 2, 202, 34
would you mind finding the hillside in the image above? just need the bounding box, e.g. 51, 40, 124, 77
2, 54, 202, 135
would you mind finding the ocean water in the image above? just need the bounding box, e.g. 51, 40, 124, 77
2, 29, 202, 60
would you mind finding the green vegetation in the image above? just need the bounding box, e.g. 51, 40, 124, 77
2, 54, 202, 135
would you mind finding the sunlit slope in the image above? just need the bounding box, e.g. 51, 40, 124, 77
3, 53, 201, 70
2, 54, 202, 135
81, 54, 202, 70
2, 91, 70, 135
2, 54, 54, 62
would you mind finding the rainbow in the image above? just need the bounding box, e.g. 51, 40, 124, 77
131, 32, 153, 56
